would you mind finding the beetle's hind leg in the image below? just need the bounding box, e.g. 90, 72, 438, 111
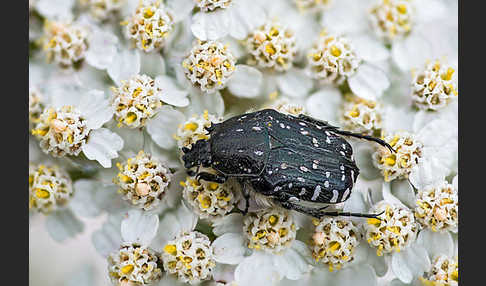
334, 130, 395, 153
196, 172, 227, 183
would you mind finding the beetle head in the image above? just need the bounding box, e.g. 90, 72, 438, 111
182, 139, 212, 173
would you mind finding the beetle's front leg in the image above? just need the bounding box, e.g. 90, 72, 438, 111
196, 172, 227, 183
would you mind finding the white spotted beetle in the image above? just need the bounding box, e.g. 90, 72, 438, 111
182, 109, 394, 219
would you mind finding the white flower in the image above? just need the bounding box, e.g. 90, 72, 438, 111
294, 0, 333, 12
211, 208, 312, 286
175, 110, 222, 149
181, 176, 239, 220
265, 97, 306, 116
29, 87, 46, 130
42, 21, 89, 68
195, 0, 232, 12
420, 254, 458, 286
411, 58, 458, 111
372, 131, 423, 182
369, 0, 414, 43
340, 95, 383, 136
123, 0, 175, 52
31, 86, 123, 168
29, 163, 73, 214
182, 40, 237, 93
114, 150, 172, 211
79, 0, 126, 21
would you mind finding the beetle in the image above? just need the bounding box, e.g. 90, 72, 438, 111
181, 109, 394, 219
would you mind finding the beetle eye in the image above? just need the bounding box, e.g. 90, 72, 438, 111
182, 147, 190, 153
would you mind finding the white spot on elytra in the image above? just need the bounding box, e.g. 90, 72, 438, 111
342, 144, 346, 149
280, 123, 285, 128
330, 190, 339, 203
300, 166, 309, 172
311, 185, 321, 201
326, 137, 331, 144
236, 129, 243, 132
342, 188, 351, 202
281, 163, 288, 169
286, 125, 290, 129
301, 130, 309, 135
312, 163, 318, 169
324, 181, 329, 188
341, 174, 345, 181
325, 131, 331, 136
326, 172, 330, 178
288, 183, 293, 188
297, 177, 305, 182
299, 188, 306, 196
299, 122, 307, 126
254, 150, 263, 156
340, 165, 345, 170
312, 138, 318, 144
252, 126, 261, 131
351, 170, 355, 181
340, 151, 345, 156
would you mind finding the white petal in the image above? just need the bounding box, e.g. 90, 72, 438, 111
382, 105, 415, 133
274, 241, 312, 280
452, 175, 458, 190
35, 0, 75, 21
348, 63, 390, 100
107, 47, 141, 84
191, 10, 231, 41
82, 128, 124, 168
390, 180, 417, 209
343, 190, 367, 213
382, 182, 407, 208
392, 33, 433, 72
320, 0, 370, 35
350, 33, 390, 63
155, 76, 190, 107
212, 213, 244, 236
276, 68, 313, 98
166, 0, 195, 22
334, 264, 378, 286
78, 89, 114, 130
235, 252, 281, 286
92, 214, 123, 257
163, 170, 185, 208
229, 0, 266, 40
66, 265, 95, 286
94, 184, 129, 214
186, 91, 225, 117
145, 105, 186, 149
391, 245, 430, 284
353, 142, 381, 180
409, 158, 448, 190
121, 210, 159, 245
46, 209, 84, 242
140, 52, 166, 78
417, 229, 454, 259
70, 179, 103, 217
365, 244, 388, 277
227, 65, 263, 98
85, 29, 118, 70
305, 87, 343, 125
213, 233, 248, 265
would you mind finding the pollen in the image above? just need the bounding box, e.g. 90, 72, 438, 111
341, 95, 383, 136
369, 0, 414, 42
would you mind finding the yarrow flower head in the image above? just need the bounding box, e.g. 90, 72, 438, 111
243, 208, 297, 254
294, 0, 333, 11
411, 59, 458, 111
340, 95, 383, 136
420, 255, 458, 286
267, 97, 305, 116
107, 242, 163, 285
181, 177, 238, 220
307, 31, 361, 84
29, 87, 45, 130
246, 21, 297, 72
195, 0, 232, 12
372, 131, 423, 182
79, 0, 125, 21
161, 231, 216, 284
32, 106, 91, 157
182, 41, 236, 93
365, 201, 418, 256
310, 217, 360, 272
42, 21, 89, 68
114, 151, 171, 211
414, 180, 458, 232
175, 110, 222, 149
369, 0, 414, 42
124, 0, 175, 52
29, 163, 73, 214
111, 74, 164, 128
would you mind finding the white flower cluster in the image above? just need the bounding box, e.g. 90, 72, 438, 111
32, 106, 91, 157
195, 0, 233, 12
411, 59, 458, 111
182, 41, 236, 93
365, 201, 418, 256
107, 242, 163, 285
182, 177, 238, 219
243, 208, 297, 254
246, 22, 297, 72
372, 131, 423, 182
415, 180, 458, 232
111, 74, 164, 128
29, 0, 458, 285
42, 21, 89, 68
114, 150, 171, 210
161, 231, 216, 284
307, 32, 360, 84
311, 218, 360, 271
124, 0, 175, 52
29, 163, 73, 213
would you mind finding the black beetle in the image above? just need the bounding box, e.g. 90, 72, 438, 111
181, 109, 394, 219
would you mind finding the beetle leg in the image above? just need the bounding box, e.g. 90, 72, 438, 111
196, 172, 227, 183
239, 179, 251, 216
